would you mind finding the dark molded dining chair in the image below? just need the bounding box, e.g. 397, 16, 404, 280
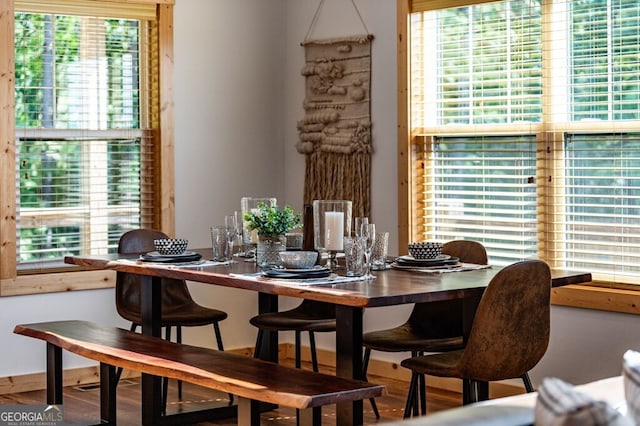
249, 301, 336, 371
114, 228, 231, 411
362, 240, 487, 418
249, 204, 336, 372
400, 259, 552, 418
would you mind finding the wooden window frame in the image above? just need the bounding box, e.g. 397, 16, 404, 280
396, 0, 640, 315
0, 0, 175, 296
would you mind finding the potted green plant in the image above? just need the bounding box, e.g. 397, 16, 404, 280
244, 203, 302, 267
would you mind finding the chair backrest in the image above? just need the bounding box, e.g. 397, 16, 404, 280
458, 259, 551, 382
407, 240, 489, 337
115, 229, 193, 324
442, 240, 488, 265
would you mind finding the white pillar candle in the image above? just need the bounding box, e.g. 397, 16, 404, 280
324, 211, 344, 251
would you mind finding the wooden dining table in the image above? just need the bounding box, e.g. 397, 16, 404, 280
64, 249, 592, 425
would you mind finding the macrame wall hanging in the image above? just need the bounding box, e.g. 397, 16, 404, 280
297, 0, 373, 219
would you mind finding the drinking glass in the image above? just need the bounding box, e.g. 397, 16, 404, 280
234, 210, 243, 249
355, 217, 369, 238
344, 236, 364, 277
224, 214, 239, 261
210, 226, 228, 261
361, 223, 376, 279
371, 231, 389, 271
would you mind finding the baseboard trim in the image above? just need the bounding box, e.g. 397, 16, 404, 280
1, 344, 526, 400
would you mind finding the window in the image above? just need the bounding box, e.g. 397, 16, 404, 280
401, 0, 640, 285
0, 0, 175, 295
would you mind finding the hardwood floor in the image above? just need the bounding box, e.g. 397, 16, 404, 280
0, 366, 462, 425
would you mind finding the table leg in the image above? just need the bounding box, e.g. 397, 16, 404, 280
335, 305, 364, 426
140, 274, 163, 425
255, 293, 278, 362
46, 343, 63, 405
254, 293, 279, 416
100, 363, 117, 424
461, 295, 482, 404
140, 274, 162, 338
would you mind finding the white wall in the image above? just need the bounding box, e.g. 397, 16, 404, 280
1, 0, 639, 390
172, 0, 288, 349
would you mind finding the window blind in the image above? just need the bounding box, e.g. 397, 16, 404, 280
410, 0, 541, 266
570, 1, 640, 121
416, 134, 538, 265
411, 0, 500, 13
15, 0, 157, 21
408, 0, 640, 282
563, 133, 640, 281
14, 6, 156, 269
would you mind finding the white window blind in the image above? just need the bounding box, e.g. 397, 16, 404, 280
409, 0, 640, 282
410, 0, 542, 266
428, 135, 538, 264
570, 1, 640, 121
563, 133, 640, 281
15, 1, 157, 20
14, 6, 156, 269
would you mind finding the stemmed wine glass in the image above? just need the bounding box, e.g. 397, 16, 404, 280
355, 217, 369, 238
224, 213, 240, 262
361, 223, 376, 279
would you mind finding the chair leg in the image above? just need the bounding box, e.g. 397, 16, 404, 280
462, 379, 473, 405
465, 379, 489, 404
418, 373, 427, 415
362, 348, 380, 419
213, 322, 224, 351
115, 323, 138, 386
476, 380, 489, 402
521, 372, 534, 392
212, 322, 234, 404
414, 351, 426, 415
295, 331, 302, 369
403, 372, 420, 419
162, 326, 171, 415
308, 331, 319, 372
176, 326, 183, 399
253, 329, 264, 358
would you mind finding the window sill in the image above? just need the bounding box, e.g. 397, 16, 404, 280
552, 284, 640, 314
0, 270, 116, 296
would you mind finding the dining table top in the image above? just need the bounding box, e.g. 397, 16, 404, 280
64, 248, 592, 308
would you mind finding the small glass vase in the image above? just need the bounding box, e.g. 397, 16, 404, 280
256, 235, 286, 268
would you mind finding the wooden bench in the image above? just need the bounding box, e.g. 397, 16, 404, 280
14, 320, 386, 426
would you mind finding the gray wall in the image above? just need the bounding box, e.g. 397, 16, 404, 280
1, 0, 638, 390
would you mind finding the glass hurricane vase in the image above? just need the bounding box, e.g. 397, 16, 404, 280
312, 200, 352, 270
256, 235, 286, 269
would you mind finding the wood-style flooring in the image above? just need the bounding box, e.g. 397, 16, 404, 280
0, 364, 461, 425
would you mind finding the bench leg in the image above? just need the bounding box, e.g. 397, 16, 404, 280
100, 363, 117, 425
141, 373, 163, 425
236, 397, 260, 426
297, 407, 322, 426
46, 343, 63, 405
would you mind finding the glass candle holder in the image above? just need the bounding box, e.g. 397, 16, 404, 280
240, 197, 277, 251
312, 200, 352, 270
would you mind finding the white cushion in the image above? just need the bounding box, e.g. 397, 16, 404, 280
535, 377, 631, 426
623, 349, 640, 424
